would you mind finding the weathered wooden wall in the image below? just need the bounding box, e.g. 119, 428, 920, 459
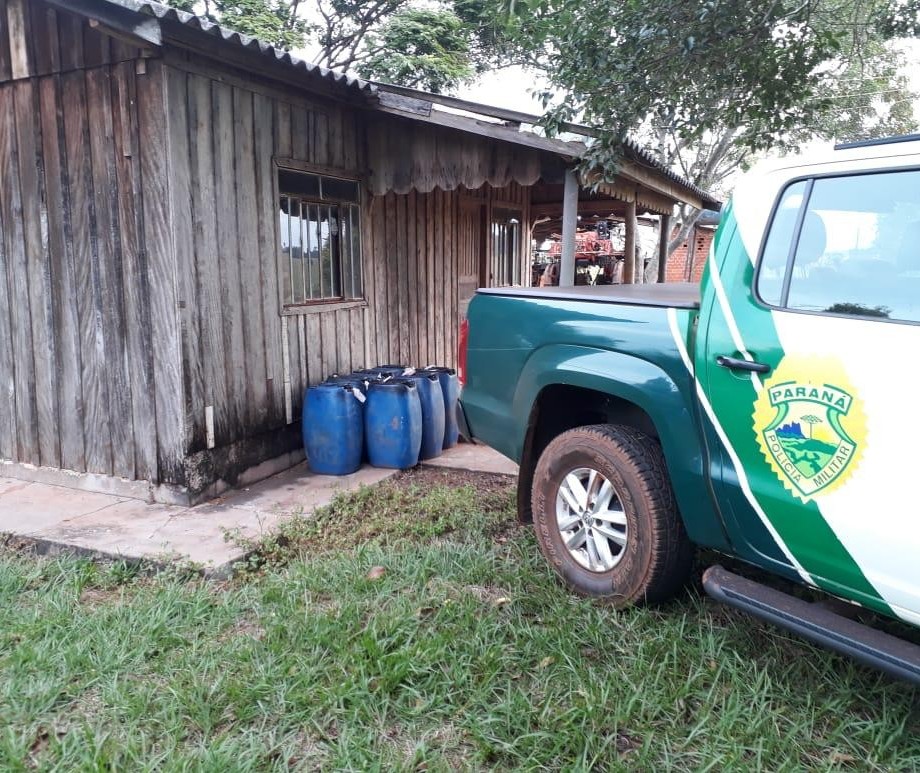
0, 5, 535, 495
164, 57, 532, 490
164, 59, 367, 468
365, 187, 458, 371
0, 2, 183, 483
0, 0, 146, 83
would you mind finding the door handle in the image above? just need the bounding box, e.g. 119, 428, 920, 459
716, 355, 771, 374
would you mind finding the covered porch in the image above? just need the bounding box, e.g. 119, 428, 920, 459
369, 83, 720, 292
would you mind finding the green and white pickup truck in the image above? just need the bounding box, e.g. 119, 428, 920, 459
458, 135, 920, 683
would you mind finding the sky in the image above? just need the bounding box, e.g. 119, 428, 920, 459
455, 65, 547, 115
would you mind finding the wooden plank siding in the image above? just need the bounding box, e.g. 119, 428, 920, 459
162, 58, 510, 465
0, 6, 534, 497
162, 65, 370, 461
0, 50, 179, 480
0, 0, 145, 85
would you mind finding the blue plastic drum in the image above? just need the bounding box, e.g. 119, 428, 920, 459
365, 379, 423, 469
424, 367, 460, 448
402, 371, 445, 460
302, 383, 364, 475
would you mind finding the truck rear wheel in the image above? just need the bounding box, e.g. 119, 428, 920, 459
531, 424, 693, 605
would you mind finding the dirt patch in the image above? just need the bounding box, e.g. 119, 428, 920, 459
78, 587, 121, 607
462, 584, 513, 606
389, 466, 513, 496
218, 616, 265, 643
283, 729, 330, 768
385, 722, 475, 769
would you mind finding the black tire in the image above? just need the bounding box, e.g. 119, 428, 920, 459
531, 423, 693, 605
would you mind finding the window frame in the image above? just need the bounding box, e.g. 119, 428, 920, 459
752, 164, 920, 328
274, 159, 366, 315
491, 205, 524, 287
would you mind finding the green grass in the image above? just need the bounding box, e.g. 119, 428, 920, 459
1, 468, 918, 771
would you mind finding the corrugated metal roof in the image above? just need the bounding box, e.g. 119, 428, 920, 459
364, 83, 719, 208
620, 138, 719, 209
99, 0, 375, 94
88, 0, 716, 208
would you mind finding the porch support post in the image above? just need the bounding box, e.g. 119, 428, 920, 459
623, 199, 637, 283
657, 212, 672, 283
559, 168, 579, 287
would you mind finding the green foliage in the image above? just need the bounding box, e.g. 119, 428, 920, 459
877, 0, 920, 36
358, 8, 475, 92
502, 0, 918, 183
164, 0, 311, 50
216, 0, 312, 49
513, 1, 841, 161
163, 0, 514, 92
806, 42, 918, 142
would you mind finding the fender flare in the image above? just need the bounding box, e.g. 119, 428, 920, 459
510, 344, 693, 457
509, 344, 726, 549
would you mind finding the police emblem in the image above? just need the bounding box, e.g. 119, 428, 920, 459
753, 356, 867, 502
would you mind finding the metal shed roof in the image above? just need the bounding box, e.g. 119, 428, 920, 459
81, 0, 375, 94
74, 0, 718, 209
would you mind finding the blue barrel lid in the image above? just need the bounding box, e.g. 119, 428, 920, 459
369, 377, 417, 390
402, 371, 438, 381
312, 379, 366, 401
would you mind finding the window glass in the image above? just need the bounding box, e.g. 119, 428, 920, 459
321, 177, 359, 202
278, 170, 320, 198
277, 168, 362, 306
757, 180, 807, 306
785, 170, 920, 322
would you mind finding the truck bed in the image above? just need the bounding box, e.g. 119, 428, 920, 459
477, 281, 700, 309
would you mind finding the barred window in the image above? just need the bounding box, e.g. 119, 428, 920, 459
278, 168, 362, 307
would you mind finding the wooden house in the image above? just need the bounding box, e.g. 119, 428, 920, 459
0, 0, 717, 503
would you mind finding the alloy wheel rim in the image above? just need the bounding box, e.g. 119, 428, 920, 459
554, 467, 628, 572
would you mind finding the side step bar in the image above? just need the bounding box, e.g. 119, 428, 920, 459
703, 565, 920, 686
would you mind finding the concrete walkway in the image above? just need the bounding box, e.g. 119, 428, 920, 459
0, 444, 516, 575
421, 443, 519, 476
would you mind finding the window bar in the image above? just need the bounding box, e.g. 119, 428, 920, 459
340, 206, 349, 299
304, 200, 314, 300
315, 206, 324, 300
298, 199, 308, 304
348, 206, 357, 298
355, 206, 364, 297
280, 195, 290, 305
323, 207, 332, 298
288, 197, 297, 302
329, 204, 340, 298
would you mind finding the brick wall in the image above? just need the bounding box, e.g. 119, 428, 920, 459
665, 226, 714, 283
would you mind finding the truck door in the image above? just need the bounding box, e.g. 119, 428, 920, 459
700, 168, 920, 626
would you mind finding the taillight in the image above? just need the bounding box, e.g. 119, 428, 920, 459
458, 318, 469, 386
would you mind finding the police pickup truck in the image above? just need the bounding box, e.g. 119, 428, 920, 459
458, 136, 920, 683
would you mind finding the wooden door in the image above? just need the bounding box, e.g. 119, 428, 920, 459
458, 198, 486, 318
